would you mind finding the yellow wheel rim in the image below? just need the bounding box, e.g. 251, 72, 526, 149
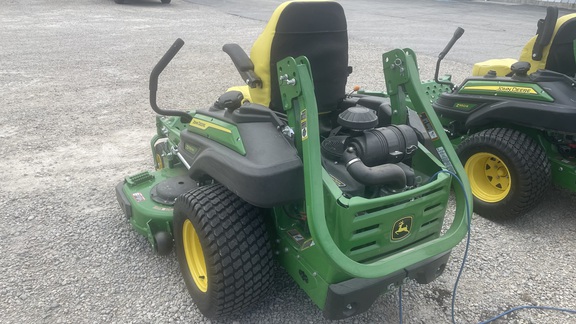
465, 152, 511, 203
182, 219, 208, 292
155, 153, 164, 170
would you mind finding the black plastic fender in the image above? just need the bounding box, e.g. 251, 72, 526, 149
178, 107, 304, 208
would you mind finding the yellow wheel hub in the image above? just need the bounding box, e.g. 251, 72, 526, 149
182, 219, 208, 292
155, 153, 164, 170
465, 152, 511, 203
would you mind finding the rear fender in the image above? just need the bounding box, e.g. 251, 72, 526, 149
465, 100, 576, 133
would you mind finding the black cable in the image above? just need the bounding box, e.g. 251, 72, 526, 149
422, 170, 472, 323
397, 169, 471, 324
398, 286, 403, 324
478, 306, 576, 324
429, 170, 576, 323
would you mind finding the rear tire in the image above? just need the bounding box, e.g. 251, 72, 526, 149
457, 128, 550, 220
173, 184, 274, 318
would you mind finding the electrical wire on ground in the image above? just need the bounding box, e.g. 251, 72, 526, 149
397, 169, 576, 323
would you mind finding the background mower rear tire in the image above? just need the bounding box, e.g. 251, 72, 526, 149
173, 184, 274, 318
457, 128, 550, 220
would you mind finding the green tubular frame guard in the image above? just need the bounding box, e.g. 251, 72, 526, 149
277, 51, 472, 279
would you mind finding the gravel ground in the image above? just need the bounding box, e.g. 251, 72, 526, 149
1, 0, 575, 323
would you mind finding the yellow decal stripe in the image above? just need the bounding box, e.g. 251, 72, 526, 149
190, 119, 232, 134
464, 85, 537, 94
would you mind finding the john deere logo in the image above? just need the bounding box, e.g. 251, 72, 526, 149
392, 216, 413, 241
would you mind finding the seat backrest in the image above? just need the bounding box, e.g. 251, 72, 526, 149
519, 13, 576, 75
545, 16, 576, 76
248, 0, 349, 113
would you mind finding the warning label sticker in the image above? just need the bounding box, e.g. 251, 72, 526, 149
287, 229, 315, 250
300, 109, 308, 141
132, 192, 145, 202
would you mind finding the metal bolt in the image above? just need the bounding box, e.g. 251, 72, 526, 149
279, 74, 296, 86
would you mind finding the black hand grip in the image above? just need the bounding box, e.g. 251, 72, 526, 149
150, 38, 185, 92
222, 43, 262, 88
533, 7, 558, 60
223, 43, 254, 72
148, 38, 191, 123
438, 27, 464, 60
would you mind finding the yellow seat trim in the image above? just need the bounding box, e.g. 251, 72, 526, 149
472, 58, 518, 77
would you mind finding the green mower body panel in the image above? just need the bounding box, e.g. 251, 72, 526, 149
456, 79, 553, 102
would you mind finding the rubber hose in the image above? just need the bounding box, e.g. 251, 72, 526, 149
342, 148, 407, 189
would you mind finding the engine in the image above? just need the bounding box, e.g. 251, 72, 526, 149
321, 105, 421, 198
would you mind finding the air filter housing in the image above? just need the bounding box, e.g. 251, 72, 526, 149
338, 106, 378, 130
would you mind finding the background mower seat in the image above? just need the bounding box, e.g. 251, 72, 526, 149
473, 7, 576, 77
224, 0, 349, 114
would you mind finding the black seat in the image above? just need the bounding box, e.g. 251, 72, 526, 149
232, 1, 349, 114
545, 17, 576, 76
266, 1, 349, 113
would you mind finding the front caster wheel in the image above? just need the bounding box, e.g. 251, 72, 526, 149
173, 184, 274, 318
153, 231, 173, 256
457, 128, 550, 220
153, 141, 169, 170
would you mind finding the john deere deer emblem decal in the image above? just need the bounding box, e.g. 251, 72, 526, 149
392, 216, 413, 241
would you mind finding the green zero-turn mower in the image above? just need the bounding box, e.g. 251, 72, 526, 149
116, 0, 471, 320
431, 6, 576, 221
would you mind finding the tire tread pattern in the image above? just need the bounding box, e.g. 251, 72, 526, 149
457, 128, 551, 219
174, 184, 274, 318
